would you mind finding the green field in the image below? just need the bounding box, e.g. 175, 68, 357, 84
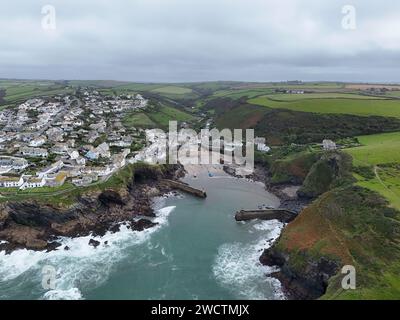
0, 80, 73, 105
234, 82, 344, 90
122, 112, 156, 128
212, 88, 274, 100
346, 132, 400, 210
347, 132, 400, 165
354, 166, 400, 211
151, 86, 193, 95
146, 105, 197, 127
384, 91, 400, 98
264, 92, 388, 101
249, 95, 400, 118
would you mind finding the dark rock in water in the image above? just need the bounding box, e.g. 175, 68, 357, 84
64, 246, 70, 251
104, 241, 108, 245
0, 164, 182, 254
98, 190, 126, 207
260, 247, 286, 267
88, 239, 100, 248
46, 241, 62, 252
260, 247, 339, 300
131, 219, 158, 231
109, 224, 120, 233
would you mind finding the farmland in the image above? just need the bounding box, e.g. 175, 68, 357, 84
346, 132, 400, 210
0, 80, 73, 106
346, 132, 400, 165
248, 95, 400, 118
122, 112, 156, 128
146, 104, 197, 128
261, 92, 388, 101
151, 85, 193, 95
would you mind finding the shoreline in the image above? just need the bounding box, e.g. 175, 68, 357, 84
0, 164, 185, 254
0, 161, 310, 300
221, 163, 313, 300
223, 163, 310, 214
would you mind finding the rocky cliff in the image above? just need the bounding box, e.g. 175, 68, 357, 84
260, 185, 400, 299
0, 163, 184, 253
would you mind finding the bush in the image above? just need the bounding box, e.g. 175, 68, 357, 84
353, 165, 375, 180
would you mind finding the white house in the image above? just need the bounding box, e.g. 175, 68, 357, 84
68, 150, 80, 160
20, 176, 46, 190
37, 160, 64, 179
0, 156, 29, 170
29, 136, 47, 147
255, 137, 271, 152
20, 147, 48, 158
95, 142, 111, 158
0, 176, 24, 188
322, 139, 337, 151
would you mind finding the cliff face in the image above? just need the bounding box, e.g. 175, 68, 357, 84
260, 247, 339, 299
0, 163, 183, 253
261, 185, 400, 299
297, 151, 354, 199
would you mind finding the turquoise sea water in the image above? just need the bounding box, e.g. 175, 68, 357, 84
0, 174, 284, 300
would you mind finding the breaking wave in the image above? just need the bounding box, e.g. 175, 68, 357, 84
212, 219, 285, 300
0, 206, 176, 300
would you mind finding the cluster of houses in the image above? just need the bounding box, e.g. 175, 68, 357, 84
0, 90, 149, 190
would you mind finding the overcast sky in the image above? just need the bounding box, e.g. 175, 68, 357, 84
1, 0, 400, 82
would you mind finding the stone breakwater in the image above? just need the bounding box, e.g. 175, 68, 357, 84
235, 209, 297, 223
160, 179, 207, 198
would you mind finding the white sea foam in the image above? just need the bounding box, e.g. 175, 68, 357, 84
212, 219, 285, 300
43, 288, 83, 300
0, 206, 176, 300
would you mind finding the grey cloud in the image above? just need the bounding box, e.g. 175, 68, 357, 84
1, 0, 400, 82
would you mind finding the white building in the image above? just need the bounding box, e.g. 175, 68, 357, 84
95, 142, 111, 158
37, 160, 64, 179
255, 137, 270, 152
20, 177, 46, 190
0, 156, 29, 170
0, 176, 24, 188
322, 139, 337, 151
20, 147, 48, 158
29, 136, 47, 147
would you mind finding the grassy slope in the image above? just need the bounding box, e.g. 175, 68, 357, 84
249, 96, 400, 118
0, 80, 73, 105
122, 112, 156, 128
151, 86, 193, 95
263, 93, 388, 101
269, 150, 400, 299
345, 132, 400, 210
210, 97, 400, 145
277, 185, 400, 299
146, 105, 197, 128
346, 132, 400, 165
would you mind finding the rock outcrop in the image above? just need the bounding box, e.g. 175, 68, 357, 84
260, 247, 339, 300
0, 164, 184, 253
